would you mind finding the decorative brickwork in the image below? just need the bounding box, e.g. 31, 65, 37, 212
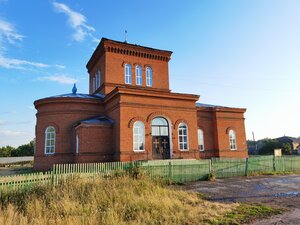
33, 38, 248, 171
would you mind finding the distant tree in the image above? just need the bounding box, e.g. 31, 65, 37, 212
281, 142, 292, 155
258, 138, 295, 155
11, 139, 35, 157
0, 140, 35, 157
258, 139, 281, 155
247, 140, 256, 146
0, 145, 15, 157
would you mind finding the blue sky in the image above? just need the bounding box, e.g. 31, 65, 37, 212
0, 0, 299, 147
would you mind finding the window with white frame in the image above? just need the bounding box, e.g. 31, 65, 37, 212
45, 126, 55, 154
136, 65, 142, 85
146, 67, 152, 87
133, 121, 145, 151
198, 129, 204, 151
229, 129, 237, 150
95, 69, 101, 90
125, 64, 132, 84
178, 123, 188, 150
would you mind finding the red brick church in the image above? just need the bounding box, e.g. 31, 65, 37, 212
34, 38, 248, 170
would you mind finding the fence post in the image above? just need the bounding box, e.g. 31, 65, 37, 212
51, 164, 55, 186
273, 155, 276, 172
208, 160, 212, 174
245, 158, 249, 176
168, 162, 172, 180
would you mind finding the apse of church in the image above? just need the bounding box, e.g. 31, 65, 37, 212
33, 38, 248, 170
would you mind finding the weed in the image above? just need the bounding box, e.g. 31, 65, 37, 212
208, 170, 217, 181
0, 176, 282, 225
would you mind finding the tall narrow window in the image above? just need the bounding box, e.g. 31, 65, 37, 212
198, 129, 204, 151
97, 69, 101, 88
45, 126, 55, 154
178, 123, 188, 150
229, 129, 237, 150
125, 64, 132, 84
94, 73, 97, 90
133, 121, 145, 151
146, 67, 152, 87
136, 65, 142, 85
76, 133, 79, 154
93, 77, 96, 92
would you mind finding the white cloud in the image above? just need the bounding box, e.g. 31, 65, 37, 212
0, 18, 24, 46
0, 56, 65, 70
0, 120, 33, 126
0, 130, 27, 137
0, 18, 66, 70
0, 56, 59, 69
38, 74, 77, 84
53, 2, 97, 42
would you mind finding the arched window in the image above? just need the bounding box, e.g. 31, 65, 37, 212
178, 123, 188, 150
133, 121, 145, 151
136, 65, 142, 85
151, 117, 168, 136
198, 129, 204, 151
146, 67, 152, 87
45, 126, 55, 154
125, 64, 132, 84
229, 129, 237, 150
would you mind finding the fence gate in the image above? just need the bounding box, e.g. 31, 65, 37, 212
211, 158, 246, 178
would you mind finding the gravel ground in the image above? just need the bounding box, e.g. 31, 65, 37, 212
183, 175, 300, 224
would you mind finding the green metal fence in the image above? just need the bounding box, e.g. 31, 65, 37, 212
2, 156, 300, 194
281, 156, 300, 172
247, 156, 275, 174
211, 157, 246, 178
141, 159, 210, 183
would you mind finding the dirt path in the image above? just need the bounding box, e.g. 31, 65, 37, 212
183, 175, 300, 224
0, 166, 33, 176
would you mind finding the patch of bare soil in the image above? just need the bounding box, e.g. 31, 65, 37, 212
0, 165, 33, 177
183, 175, 300, 224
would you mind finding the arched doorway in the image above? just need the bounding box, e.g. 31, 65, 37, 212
151, 117, 170, 159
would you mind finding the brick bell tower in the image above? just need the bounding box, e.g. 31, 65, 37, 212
86, 38, 173, 96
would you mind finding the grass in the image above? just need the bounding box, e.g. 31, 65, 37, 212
217, 203, 283, 224
0, 175, 282, 225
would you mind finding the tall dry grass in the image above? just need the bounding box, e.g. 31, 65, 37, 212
0, 175, 238, 225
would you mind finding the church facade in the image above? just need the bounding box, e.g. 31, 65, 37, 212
34, 38, 248, 170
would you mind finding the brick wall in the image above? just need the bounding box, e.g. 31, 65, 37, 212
197, 107, 248, 159
34, 97, 104, 170
75, 124, 113, 163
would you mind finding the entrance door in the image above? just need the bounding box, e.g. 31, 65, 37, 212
151, 117, 170, 159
